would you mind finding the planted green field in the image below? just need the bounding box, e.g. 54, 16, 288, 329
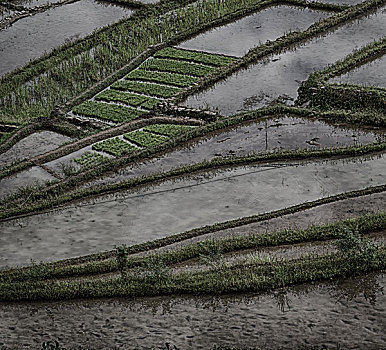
126, 69, 199, 87
143, 123, 195, 137
141, 58, 217, 77
111, 80, 181, 98
74, 151, 107, 167
154, 47, 236, 66
94, 89, 161, 109
72, 101, 143, 123
123, 129, 169, 147
92, 137, 139, 157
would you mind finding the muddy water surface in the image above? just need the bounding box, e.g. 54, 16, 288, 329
183, 7, 386, 115
87, 115, 384, 187
329, 54, 386, 88
178, 5, 329, 57
0, 0, 133, 76
0, 154, 385, 268
0, 273, 384, 349
0, 131, 72, 169
0, 166, 56, 198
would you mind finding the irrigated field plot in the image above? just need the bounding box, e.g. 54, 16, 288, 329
0, 0, 385, 349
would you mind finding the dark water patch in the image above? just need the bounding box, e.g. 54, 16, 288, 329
0, 166, 56, 199
0, 131, 72, 169
177, 5, 330, 57
329, 53, 386, 88
0, 154, 385, 268
182, 7, 386, 115
0, 0, 133, 76
88, 115, 384, 187
0, 272, 384, 349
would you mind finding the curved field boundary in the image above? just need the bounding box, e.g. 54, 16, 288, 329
297, 37, 386, 112
1, 245, 385, 301
1, 211, 384, 284
1, 140, 385, 220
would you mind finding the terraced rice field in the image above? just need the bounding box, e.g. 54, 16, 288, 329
0, 0, 385, 349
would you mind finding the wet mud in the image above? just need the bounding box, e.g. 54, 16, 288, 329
0, 272, 384, 349
0, 154, 385, 268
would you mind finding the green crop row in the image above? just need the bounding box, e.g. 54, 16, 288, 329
94, 89, 160, 109
141, 58, 217, 77
74, 151, 107, 167
143, 123, 195, 137
126, 69, 199, 87
111, 80, 181, 98
72, 101, 143, 123
92, 137, 140, 157
124, 130, 169, 148
154, 47, 237, 67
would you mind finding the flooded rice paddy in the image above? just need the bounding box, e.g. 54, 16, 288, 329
0, 130, 72, 169
182, 7, 386, 114
329, 53, 386, 88
177, 5, 330, 57
86, 115, 385, 186
0, 272, 384, 349
0, 165, 55, 198
0, 0, 133, 76
0, 154, 385, 268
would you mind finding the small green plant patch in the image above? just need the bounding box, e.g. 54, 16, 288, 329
154, 47, 236, 67
123, 130, 169, 147
141, 58, 217, 77
111, 80, 181, 98
74, 151, 107, 167
94, 89, 161, 109
72, 101, 143, 123
92, 137, 139, 157
126, 69, 199, 87
143, 123, 195, 137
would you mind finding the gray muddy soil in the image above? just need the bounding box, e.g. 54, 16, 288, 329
178, 5, 330, 57
0, 154, 385, 268
0, 131, 72, 169
0, 272, 384, 349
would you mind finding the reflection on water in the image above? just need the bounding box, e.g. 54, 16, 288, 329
0, 273, 384, 349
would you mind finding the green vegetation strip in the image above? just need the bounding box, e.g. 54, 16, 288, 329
123, 130, 169, 148
92, 137, 139, 157
94, 89, 161, 109
111, 80, 181, 98
154, 47, 236, 67
141, 58, 217, 77
126, 69, 199, 87
74, 151, 107, 167
1, 212, 384, 283
0, 0, 358, 125
72, 101, 143, 123
0, 247, 384, 301
143, 123, 195, 137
